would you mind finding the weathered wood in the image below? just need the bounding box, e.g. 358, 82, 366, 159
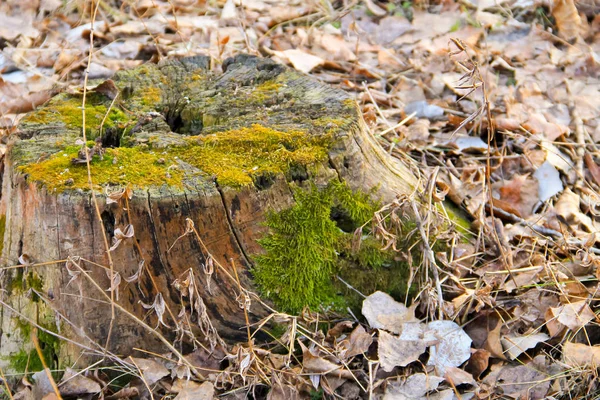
0, 55, 416, 369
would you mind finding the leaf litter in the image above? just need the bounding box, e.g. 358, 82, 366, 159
1, 0, 600, 398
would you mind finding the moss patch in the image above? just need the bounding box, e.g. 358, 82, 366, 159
253, 181, 411, 313
19, 124, 332, 191
22, 93, 130, 139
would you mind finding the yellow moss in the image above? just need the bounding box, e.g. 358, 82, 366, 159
140, 87, 161, 107
20, 124, 332, 191
22, 94, 130, 138
249, 81, 282, 103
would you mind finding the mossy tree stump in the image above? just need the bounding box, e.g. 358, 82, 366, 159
0, 55, 416, 369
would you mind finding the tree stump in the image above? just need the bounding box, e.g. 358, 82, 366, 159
0, 55, 417, 369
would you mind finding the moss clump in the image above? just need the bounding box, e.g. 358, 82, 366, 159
20, 124, 332, 191
253, 181, 411, 313
9, 319, 61, 375
22, 93, 130, 138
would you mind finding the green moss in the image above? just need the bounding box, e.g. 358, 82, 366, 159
22, 93, 131, 139
5, 273, 62, 375
253, 181, 410, 313
8, 319, 61, 375
19, 124, 332, 191
253, 184, 341, 312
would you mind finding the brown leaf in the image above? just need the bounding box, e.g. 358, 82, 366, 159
377, 330, 428, 372
552, 0, 582, 41
172, 380, 214, 400
444, 366, 476, 386
362, 291, 417, 334
130, 358, 169, 386
584, 153, 600, 186
339, 325, 373, 359
58, 368, 101, 396
465, 349, 490, 379
562, 342, 600, 367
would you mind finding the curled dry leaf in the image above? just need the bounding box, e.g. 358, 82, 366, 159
105, 271, 122, 301
172, 380, 214, 400
562, 342, 600, 367
109, 224, 135, 251
383, 373, 444, 400
125, 260, 145, 283
130, 358, 169, 386
141, 293, 169, 328
377, 329, 428, 372
58, 367, 101, 396
426, 321, 472, 375
362, 291, 417, 334
548, 300, 595, 332
552, 0, 582, 41
500, 332, 549, 360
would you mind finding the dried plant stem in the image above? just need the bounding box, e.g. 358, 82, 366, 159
80, 0, 117, 355
31, 328, 63, 400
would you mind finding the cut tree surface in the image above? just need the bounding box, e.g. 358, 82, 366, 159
0, 55, 416, 367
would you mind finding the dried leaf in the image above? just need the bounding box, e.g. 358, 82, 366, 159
130, 358, 169, 386
125, 260, 145, 283
549, 300, 595, 331
339, 325, 373, 359
109, 224, 135, 251
501, 332, 549, 360
58, 368, 101, 396
377, 330, 428, 372
383, 373, 444, 400
172, 380, 214, 400
362, 291, 417, 334
426, 321, 472, 375
552, 0, 582, 41
275, 49, 324, 73
562, 342, 600, 367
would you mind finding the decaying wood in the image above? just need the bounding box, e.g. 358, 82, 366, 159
0, 55, 417, 367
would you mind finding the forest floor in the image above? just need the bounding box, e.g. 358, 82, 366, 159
1, 0, 600, 399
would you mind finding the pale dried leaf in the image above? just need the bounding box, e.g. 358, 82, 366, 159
562, 342, 600, 367
130, 358, 169, 385
552, 0, 582, 41
501, 332, 549, 360
383, 373, 444, 400
172, 380, 214, 400
534, 161, 563, 202
276, 49, 324, 73
59, 368, 101, 396
551, 301, 595, 331
377, 330, 428, 372
362, 291, 417, 334
426, 321, 472, 375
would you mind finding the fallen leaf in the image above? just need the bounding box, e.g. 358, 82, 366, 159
339, 324, 373, 359
172, 380, 214, 400
552, 0, 582, 41
533, 161, 563, 202
130, 358, 169, 385
377, 330, 428, 372
500, 332, 549, 360
444, 366, 476, 386
362, 291, 417, 334
549, 301, 595, 331
426, 321, 472, 375
274, 49, 324, 73
58, 368, 101, 396
562, 342, 600, 367
482, 355, 550, 399
383, 373, 444, 400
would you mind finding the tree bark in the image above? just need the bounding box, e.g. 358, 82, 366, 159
0, 55, 417, 368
